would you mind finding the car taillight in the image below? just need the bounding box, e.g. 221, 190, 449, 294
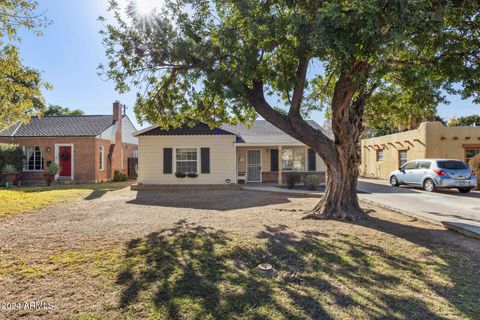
472, 171, 476, 176
433, 169, 447, 176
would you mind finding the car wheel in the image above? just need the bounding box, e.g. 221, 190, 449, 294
423, 179, 436, 192
390, 176, 399, 187
458, 188, 472, 193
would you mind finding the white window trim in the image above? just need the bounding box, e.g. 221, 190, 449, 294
22, 146, 45, 172
99, 146, 105, 171
54, 143, 74, 180
173, 147, 200, 174
281, 147, 307, 172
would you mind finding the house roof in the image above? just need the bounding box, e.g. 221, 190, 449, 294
224, 120, 329, 144
135, 120, 330, 145
0, 115, 118, 137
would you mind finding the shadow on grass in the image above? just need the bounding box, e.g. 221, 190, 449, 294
127, 189, 301, 211
116, 219, 480, 319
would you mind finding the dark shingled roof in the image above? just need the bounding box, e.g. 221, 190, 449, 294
0, 115, 116, 137
136, 120, 331, 144
136, 123, 235, 136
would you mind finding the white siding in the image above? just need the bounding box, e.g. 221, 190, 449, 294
122, 117, 138, 144
138, 135, 236, 185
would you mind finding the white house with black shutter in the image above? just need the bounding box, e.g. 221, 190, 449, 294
133, 120, 327, 186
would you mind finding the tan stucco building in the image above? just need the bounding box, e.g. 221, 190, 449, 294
360, 121, 480, 179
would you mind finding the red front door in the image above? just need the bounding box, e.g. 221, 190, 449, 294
59, 146, 72, 177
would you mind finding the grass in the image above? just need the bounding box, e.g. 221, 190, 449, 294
2, 219, 478, 319
0, 181, 131, 217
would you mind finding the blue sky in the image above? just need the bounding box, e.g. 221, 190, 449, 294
17, 0, 478, 130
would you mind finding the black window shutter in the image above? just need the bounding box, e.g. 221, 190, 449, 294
163, 148, 172, 174
201, 148, 210, 173
308, 149, 316, 171
270, 149, 279, 171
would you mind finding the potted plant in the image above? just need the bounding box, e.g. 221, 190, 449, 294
175, 172, 187, 178
2, 164, 18, 185
187, 172, 198, 178
44, 163, 60, 186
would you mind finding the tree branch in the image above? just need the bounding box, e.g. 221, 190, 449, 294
288, 56, 309, 117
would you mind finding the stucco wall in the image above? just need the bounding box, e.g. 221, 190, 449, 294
360, 121, 480, 179
138, 135, 236, 185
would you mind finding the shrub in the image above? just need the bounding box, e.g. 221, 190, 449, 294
113, 170, 128, 181
175, 172, 187, 178
2, 164, 17, 174
304, 174, 321, 190
285, 172, 299, 189
468, 154, 480, 188
0, 143, 23, 172
187, 172, 198, 178
45, 163, 60, 175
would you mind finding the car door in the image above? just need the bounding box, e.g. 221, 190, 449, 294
400, 161, 417, 184
411, 161, 431, 185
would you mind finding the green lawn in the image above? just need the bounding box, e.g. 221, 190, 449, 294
0, 181, 131, 217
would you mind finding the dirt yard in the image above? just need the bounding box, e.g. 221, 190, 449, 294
0, 187, 479, 319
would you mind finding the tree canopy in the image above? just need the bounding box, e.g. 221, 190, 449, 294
0, 0, 51, 130
101, 0, 479, 219
43, 104, 84, 116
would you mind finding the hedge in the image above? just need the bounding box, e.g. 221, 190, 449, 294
0, 143, 23, 172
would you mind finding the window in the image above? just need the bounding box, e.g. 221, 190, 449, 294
23, 146, 44, 171
402, 161, 416, 170
416, 161, 431, 169
99, 146, 105, 171
133, 149, 138, 158
465, 149, 480, 164
282, 148, 305, 171
376, 150, 384, 161
176, 148, 197, 173
437, 160, 468, 170
399, 150, 408, 167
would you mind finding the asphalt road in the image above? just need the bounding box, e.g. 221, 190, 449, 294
358, 178, 480, 238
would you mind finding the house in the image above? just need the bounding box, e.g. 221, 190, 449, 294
360, 121, 480, 179
0, 101, 138, 183
134, 120, 327, 186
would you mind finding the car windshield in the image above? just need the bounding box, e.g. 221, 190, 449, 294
437, 160, 468, 170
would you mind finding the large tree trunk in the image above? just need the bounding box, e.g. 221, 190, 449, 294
247, 61, 371, 220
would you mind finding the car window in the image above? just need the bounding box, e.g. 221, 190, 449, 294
416, 161, 431, 169
403, 162, 416, 170
437, 160, 467, 170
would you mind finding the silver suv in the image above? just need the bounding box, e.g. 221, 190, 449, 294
388, 159, 477, 193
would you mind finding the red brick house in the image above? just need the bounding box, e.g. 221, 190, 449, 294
0, 101, 138, 183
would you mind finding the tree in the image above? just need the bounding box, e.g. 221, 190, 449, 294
0, 0, 51, 130
451, 115, 480, 127
100, 0, 479, 220
43, 104, 84, 116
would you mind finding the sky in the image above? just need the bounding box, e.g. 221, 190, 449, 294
16, 0, 479, 130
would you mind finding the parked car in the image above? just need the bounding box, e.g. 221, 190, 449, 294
388, 159, 477, 193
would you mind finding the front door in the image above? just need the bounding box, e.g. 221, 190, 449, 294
59, 146, 72, 177
247, 150, 261, 182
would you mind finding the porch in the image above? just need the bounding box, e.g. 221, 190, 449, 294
235, 145, 325, 185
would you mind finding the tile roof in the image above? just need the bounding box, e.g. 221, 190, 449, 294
0, 115, 116, 137
135, 120, 331, 144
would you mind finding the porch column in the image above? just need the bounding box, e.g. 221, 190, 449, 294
278, 146, 283, 186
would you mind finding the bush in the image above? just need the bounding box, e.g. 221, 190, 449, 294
113, 170, 128, 181
175, 172, 187, 178
468, 154, 480, 188
187, 172, 198, 178
0, 143, 23, 172
285, 172, 299, 189
45, 163, 60, 175
2, 164, 17, 174
304, 174, 321, 190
